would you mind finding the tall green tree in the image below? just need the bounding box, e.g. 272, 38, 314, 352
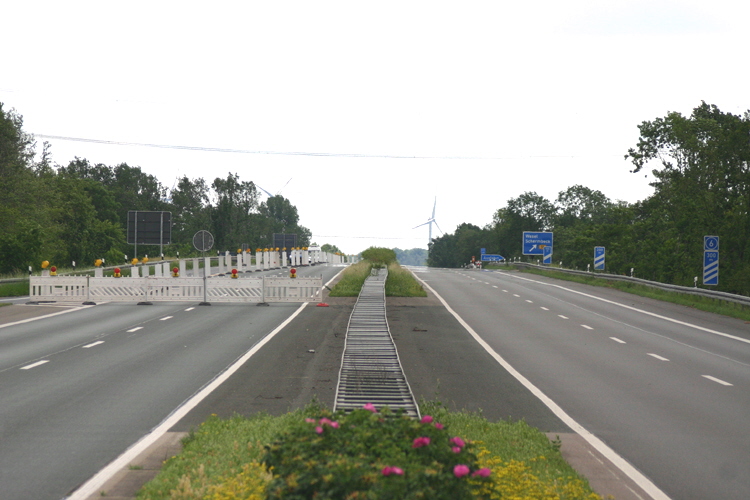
626, 102, 750, 290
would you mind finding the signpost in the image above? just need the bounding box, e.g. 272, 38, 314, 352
127, 211, 172, 258
542, 245, 553, 265
523, 231, 553, 255
703, 236, 719, 285
594, 246, 605, 271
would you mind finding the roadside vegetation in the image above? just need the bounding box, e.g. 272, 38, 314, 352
328, 247, 426, 298
136, 400, 600, 500
0, 281, 28, 298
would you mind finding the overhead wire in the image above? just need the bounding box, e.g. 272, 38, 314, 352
33, 134, 605, 161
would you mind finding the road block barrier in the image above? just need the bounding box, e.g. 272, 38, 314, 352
30, 275, 322, 304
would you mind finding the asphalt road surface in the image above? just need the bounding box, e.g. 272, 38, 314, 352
4, 265, 749, 499
410, 267, 750, 500
0, 265, 341, 500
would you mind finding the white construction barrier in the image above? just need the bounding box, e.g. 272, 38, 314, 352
29, 273, 322, 304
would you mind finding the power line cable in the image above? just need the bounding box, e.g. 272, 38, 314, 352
33, 133, 607, 161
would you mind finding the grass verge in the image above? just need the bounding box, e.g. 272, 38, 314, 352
385, 262, 427, 297
136, 400, 599, 500
0, 281, 29, 298
329, 261, 427, 298
515, 266, 750, 322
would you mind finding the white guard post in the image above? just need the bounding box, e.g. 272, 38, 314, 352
255, 250, 262, 272
203, 256, 211, 276
302, 248, 309, 266
263, 249, 270, 270
95, 267, 104, 278
192, 258, 199, 277
179, 259, 187, 277
281, 249, 287, 268
162, 262, 170, 276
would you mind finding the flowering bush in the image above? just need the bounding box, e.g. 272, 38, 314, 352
262, 405, 491, 499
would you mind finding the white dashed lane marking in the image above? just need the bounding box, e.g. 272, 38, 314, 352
160, 316, 173, 321
582, 325, 593, 330
127, 327, 143, 333
702, 375, 733, 386
21, 360, 49, 370
610, 337, 626, 344
82, 341, 105, 349
647, 353, 670, 361
558, 315, 569, 320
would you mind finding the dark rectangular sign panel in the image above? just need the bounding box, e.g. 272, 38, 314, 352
127, 211, 172, 245
273, 233, 297, 250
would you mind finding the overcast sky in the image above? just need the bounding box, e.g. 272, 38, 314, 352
2, 1, 748, 254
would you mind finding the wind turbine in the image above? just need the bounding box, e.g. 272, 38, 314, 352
257, 178, 293, 198
413, 197, 443, 247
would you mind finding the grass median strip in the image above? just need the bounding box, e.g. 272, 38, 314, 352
136, 400, 600, 500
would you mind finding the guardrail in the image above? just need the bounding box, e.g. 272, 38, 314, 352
507, 263, 750, 307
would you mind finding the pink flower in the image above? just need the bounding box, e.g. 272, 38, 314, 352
452, 446, 462, 453
315, 426, 323, 434
420, 415, 433, 424
363, 403, 377, 412
381, 466, 404, 476
472, 468, 492, 478
319, 418, 332, 426
412, 437, 431, 448
330, 421, 340, 429
453, 464, 470, 478
449, 436, 465, 449
434, 422, 444, 430
305, 418, 316, 423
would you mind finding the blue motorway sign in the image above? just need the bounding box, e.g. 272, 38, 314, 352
704, 236, 719, 251
481, 254, 505, 262
704, 251, 719, 285
523, 231, 553, 255
594, 246, 605, 270
542, 245, 553, 265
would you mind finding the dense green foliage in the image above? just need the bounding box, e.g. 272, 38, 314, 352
360, 247, 398, 267
137, 401, 599, 500
0, 103, 313, 275
263, 406, 488, 499
429, 102, 750, 295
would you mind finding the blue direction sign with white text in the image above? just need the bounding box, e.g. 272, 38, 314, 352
481, 254, 504, 262
594, 246, 605, 270
703, 235, 719, 285
523, 231, 553, 255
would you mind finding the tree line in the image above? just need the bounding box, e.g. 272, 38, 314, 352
0, 103, 311, 275
428, 102, 750, 296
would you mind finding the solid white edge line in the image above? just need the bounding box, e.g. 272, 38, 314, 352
67, 267, 346, 500
415, 273, 671, 500
502, 272, 750, 346
701, 375, 733, 386
0, 305, 94, 330
67, 301, 310, 499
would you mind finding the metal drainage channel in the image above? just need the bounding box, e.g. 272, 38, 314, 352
334, 268, 420, 418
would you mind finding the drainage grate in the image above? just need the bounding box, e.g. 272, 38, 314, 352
334, 268, 420, 418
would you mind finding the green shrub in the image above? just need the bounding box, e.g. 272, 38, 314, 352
263, 405, 491, 500
360, 247, 398, 268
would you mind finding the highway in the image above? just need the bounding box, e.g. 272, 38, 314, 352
0, 265, 340, 500
414, 267, 750, 500
3, 264, 750, 499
